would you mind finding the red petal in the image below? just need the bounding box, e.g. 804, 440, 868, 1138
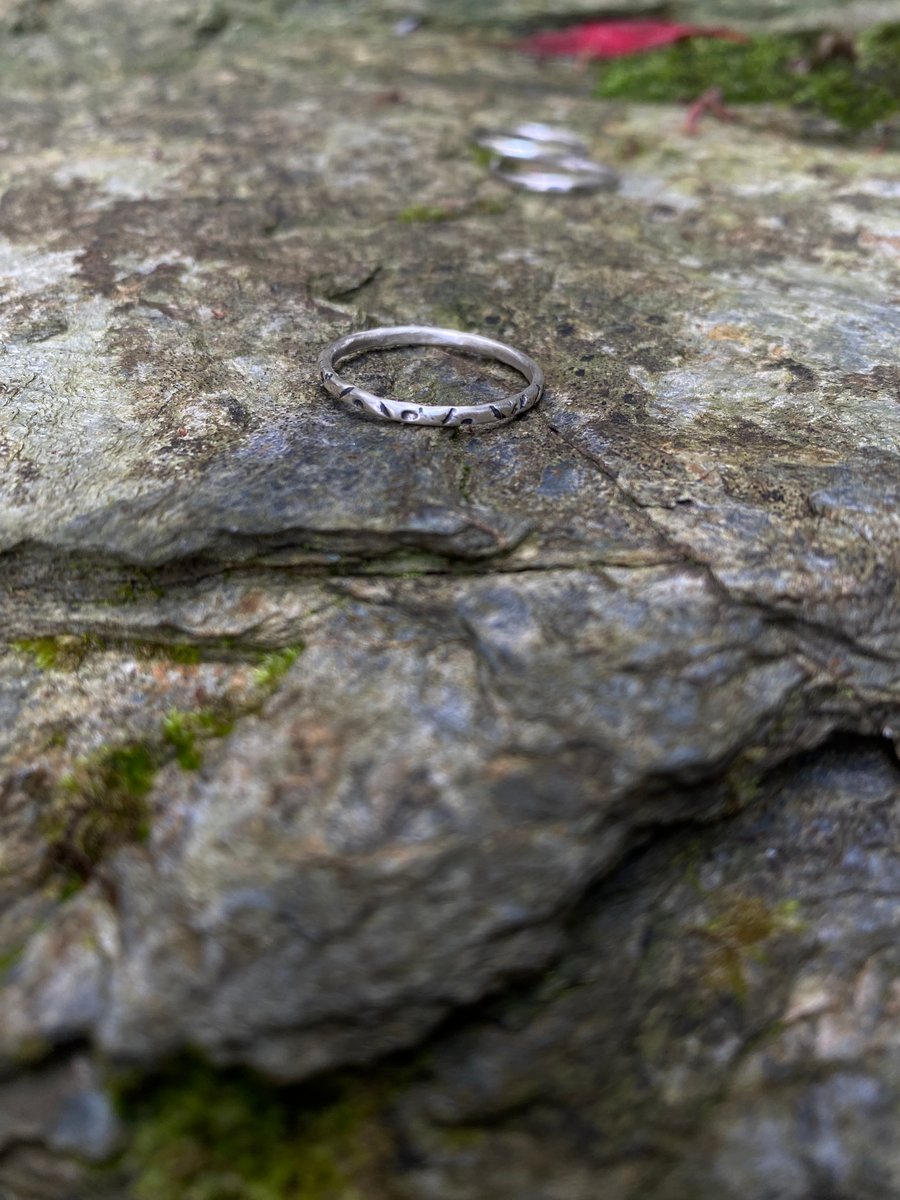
520, 21, 746, 60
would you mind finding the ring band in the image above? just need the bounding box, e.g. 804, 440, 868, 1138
490, 154, 617, 194
317, 325, 544, 428
473, 124, 588, 161
473, 122, 618, 195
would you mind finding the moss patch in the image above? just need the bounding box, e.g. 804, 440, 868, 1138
693, 896, 805, 1003
398, 204, 455, 223
161, 643, 302, 770
594, 25, 900, 133
0, 942, 26, 978
12, 633, 305, 672
33, 640, 305, 886
115, 1058, 393, 1200
13, 634, 103, 670
42, 744, 156, 881
252, 645, 302, 690
11, 634, 215, 670
163, 708, 235, 771
398, 198, 507, 224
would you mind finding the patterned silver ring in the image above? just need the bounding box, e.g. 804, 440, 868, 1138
317, 325, 544, 429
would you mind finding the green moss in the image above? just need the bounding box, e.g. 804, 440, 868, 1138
398, 198, 507, 224
814, 23, 900, 131
12, 634, 104, 670
130, 639, 223, 665
12, 638, 61, 670
11, 632, 206, 670
0, 943, 25, 977
57, 876, 83, 902
103, 578, 165, 606
594, 26, 900, 132
115, 1059, 391, 1200
458, 459, 474, 502
596, 35, 797, 106
42, 727, 70, 751
695, 895, 805, 1003
163, 708, 235, 771
252, 645, 302, 690
163, 643, 204, 665
11, 630, 304, 674
162, 712, 204, 771
43, 743, 156, 883
35, 641, 304, 880
398, 204, 454, 223
469, 144, 494, 169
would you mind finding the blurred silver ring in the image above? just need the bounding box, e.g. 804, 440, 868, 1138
490, 153, 618, 194
473, 123, 588, 160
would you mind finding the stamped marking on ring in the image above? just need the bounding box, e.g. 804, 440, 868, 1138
317, 325, 544, 430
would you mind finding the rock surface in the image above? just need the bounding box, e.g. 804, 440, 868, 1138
386, 737, 900, 1200
0, 0, 898, 1196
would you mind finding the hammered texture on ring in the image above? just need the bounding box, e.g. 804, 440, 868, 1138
317, 324, 545, 429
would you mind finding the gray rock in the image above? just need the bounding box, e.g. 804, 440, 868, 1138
387, 740, 900, 1200
0, 0, 897, 1195
0, 1054, 121, 1198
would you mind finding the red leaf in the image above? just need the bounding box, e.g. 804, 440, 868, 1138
520, 20, 746, 61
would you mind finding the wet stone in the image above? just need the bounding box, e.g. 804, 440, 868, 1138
0, 0, 897, 1196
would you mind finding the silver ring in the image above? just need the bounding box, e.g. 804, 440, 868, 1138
317, 325, 544, 428
490, 154, 617, 194
473, 122, 618, 195
473, 124, 588, 161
